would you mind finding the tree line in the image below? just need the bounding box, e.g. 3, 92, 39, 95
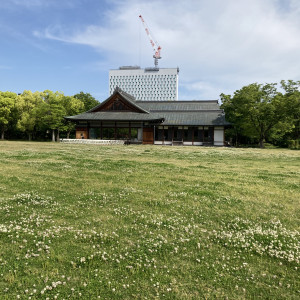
221, 80, 300, 148
0, 91, 99, 141
0, 80, 299, 148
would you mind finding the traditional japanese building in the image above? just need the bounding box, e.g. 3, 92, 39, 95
65, 87, 230, 146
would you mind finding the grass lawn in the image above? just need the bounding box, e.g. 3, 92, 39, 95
0, 141, 299, 299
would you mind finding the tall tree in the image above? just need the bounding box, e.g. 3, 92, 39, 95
0, 92, 17, 140
62, 96, 84, 138
219, 93, 243, 146
39, 90, 66, 142
221, 83, 294, 148
16, 91, 43, 140
73, 92, 99, 111
279, 80, 300, 142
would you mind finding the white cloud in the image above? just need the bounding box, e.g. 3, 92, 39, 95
34, 0, 300, 99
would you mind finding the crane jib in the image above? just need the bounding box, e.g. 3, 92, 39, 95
139, 14, 162, 67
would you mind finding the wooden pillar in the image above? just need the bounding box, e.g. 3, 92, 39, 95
162, 126, 165, 145
114, 122, 117, 140
87, 122, 90, 139
202, 126, 204, 142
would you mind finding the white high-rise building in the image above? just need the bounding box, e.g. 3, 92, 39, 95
109, 66, 179, 101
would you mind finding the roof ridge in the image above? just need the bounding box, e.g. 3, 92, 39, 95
149, 110, 223, 112
115, 87, 136, 101
87, 87, 150, 114
136, 100, 218, 103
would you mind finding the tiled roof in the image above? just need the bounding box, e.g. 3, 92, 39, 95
151, 111, 228, 126
137, 100, 220, 111
66, 112, 163, 122
65, 87, 230, 126
66, 110, 229, 126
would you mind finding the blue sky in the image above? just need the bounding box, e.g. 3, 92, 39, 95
0, 0, 300, 101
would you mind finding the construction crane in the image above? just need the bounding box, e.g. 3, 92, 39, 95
139, 15, 161, 68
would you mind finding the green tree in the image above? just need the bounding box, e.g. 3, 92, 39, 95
221, 83, 294, 148
73, 92, 99, 111
39, 90, 66, 142
279, 80, 300, 142
16, 91, 43, 141
219, 93, 244, 146
62, 96, 84, 138
0, 91, 17, 140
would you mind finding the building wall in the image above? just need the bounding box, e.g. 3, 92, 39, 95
109, 67, 179, 101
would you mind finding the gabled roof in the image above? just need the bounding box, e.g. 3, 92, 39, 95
88, 87, 149, 114
65, 87, 230, 126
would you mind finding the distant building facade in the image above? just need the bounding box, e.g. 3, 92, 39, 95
109, 66, 179, 101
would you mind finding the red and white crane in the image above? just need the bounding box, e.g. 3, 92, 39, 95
139, 15, 161, 68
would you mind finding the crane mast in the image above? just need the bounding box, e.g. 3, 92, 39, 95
139, 15, 161, 68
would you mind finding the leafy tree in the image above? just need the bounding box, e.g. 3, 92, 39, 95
221, 83, 295, 148
0, 91, 17, 140
279, 80, 300, 143
62, 96, 84, 138
219, 93, 244, 146
39, 90, 66, 142
16, 91, 43, 140
73, 92, 99, 111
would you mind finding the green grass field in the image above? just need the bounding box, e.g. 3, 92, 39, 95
0, 141, 299, 299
